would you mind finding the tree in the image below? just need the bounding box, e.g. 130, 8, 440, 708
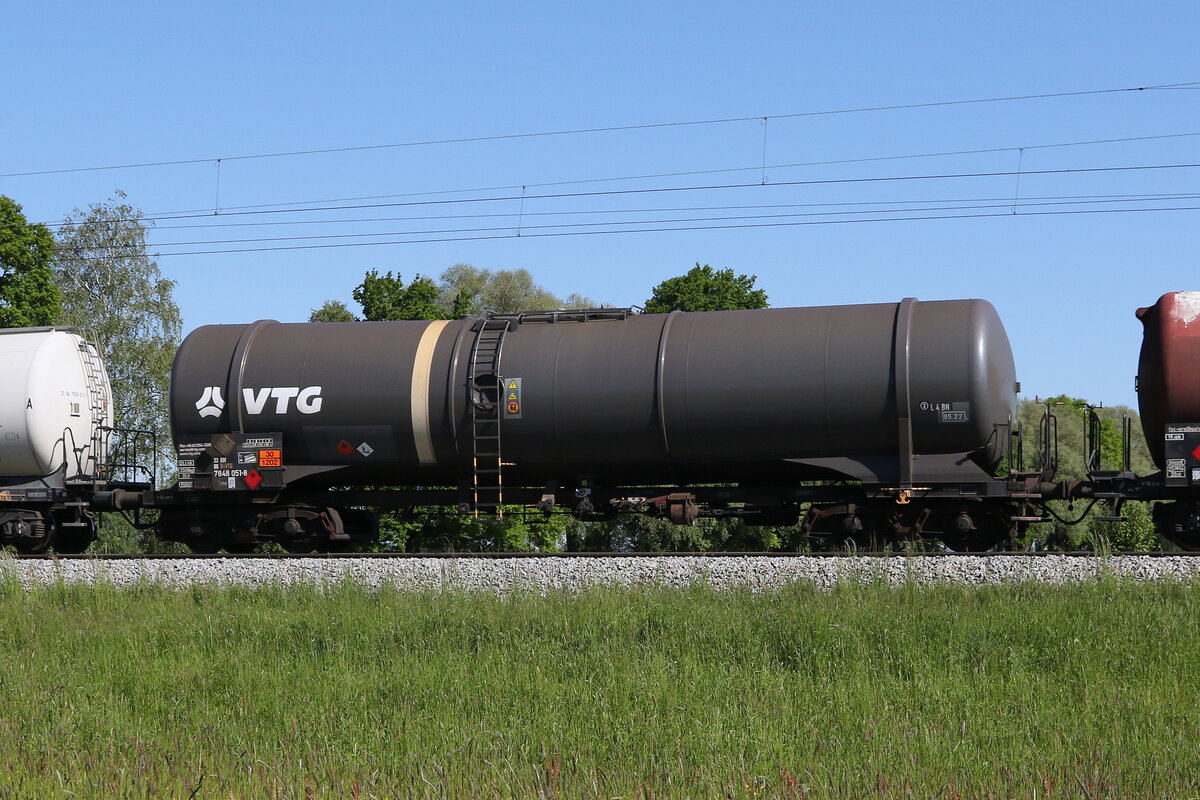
353, 270, 442, 321
0, 196, 60, 327
437, 263, 489, 315
436, 264, 595, 315
643, 263, 768, 313
53, 192, 183, 552
478, 267, 562, 313
350, 264, 597, 322
309, 300, 357, 322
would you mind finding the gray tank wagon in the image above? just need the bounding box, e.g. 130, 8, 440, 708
157, 299, 1020, 551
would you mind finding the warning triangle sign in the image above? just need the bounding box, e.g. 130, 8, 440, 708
508, 392, 519, 402
507, 380, 519, 390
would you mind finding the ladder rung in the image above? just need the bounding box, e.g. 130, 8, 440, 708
470, 323, 508, 521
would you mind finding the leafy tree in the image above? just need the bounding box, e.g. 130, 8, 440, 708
449, 287, 475, 318
353, 270, 442, 321
347, 264, 599, 322
0, 196, 60, 327
643, 263, 768, 313
479, 267, 562, 313
309, 299, 357, 322
53, 192, 183, 552
563, 292, 597, 309
437, 264, 595, 315
437, 263, 489, 315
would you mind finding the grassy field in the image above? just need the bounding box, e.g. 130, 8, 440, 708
0, 577, 1196, 798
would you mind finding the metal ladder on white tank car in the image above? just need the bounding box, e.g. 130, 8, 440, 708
76, 338, 111, 481
467, 318, 511, 518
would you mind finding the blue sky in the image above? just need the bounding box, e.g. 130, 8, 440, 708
2, 1, 1197, 409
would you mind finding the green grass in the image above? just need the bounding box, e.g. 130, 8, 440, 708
0, 578, 1197, 798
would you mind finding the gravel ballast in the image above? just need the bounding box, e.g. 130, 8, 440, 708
5, 555, 1200, 592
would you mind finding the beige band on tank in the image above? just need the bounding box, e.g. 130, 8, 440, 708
410, 320, 451, 464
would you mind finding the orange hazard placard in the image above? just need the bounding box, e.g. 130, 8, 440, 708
258, 449, 283, 467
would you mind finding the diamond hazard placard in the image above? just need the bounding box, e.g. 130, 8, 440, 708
244, 469, 263, 490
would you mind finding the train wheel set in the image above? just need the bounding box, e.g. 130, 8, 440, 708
2, 292, 1199, 554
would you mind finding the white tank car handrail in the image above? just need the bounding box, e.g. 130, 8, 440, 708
0, 325, 83, 335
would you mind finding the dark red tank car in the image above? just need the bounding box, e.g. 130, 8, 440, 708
1137, 291, 1200, 472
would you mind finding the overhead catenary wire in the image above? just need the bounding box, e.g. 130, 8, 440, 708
30, 129, 1200, 229
95, 194, 1200, 250
137, 191, 1200, 232
84, 204, 1200, 258
10, 82, 1196, 261
96, 162, 1200, 225
36, 159, 1200, 254
183, 129, 1200, 215
40, 160, 1200, 252
2, 80, 1196, 180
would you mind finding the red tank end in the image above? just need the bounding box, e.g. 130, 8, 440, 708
1137, 291, 1200, 468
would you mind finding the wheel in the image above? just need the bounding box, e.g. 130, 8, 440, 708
1155, 502, 1200, 550
14, 534, 54, 555
53, 520, 95, 554
186, 537, 223, 554
12, 515, 55, 555
280, 537, 317, 554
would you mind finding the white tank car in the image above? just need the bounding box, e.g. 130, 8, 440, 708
0, 328, 113, 479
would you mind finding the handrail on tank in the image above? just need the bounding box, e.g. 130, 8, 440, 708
99, 426, 157, 489
0, 325, 85, 335
1009, 420, 1024, 475
1034, 397, 1060, 482
1084, 404, 1135, 479
484, 307, 635, 325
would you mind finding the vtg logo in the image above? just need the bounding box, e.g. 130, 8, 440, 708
195, 387, 225, 418
195, 386, 324, 418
